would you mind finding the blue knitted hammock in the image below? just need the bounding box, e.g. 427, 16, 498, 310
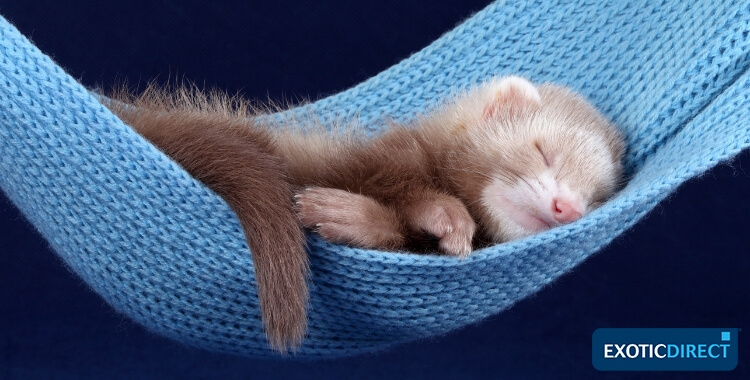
1, 0, 749, 358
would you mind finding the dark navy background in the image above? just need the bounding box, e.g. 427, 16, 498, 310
0, 1, 748, 379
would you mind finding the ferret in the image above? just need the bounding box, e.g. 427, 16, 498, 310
102, 76, 625, 353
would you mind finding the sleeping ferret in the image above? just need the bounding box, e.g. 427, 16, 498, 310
103, 76, 625, 353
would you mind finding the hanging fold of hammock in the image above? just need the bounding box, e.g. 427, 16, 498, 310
0, 0, 748, 358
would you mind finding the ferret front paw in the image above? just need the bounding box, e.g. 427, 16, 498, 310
407, 197, 476, 257
295, 187, 404, 249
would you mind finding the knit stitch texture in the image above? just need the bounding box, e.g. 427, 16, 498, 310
0, 0, 749, 358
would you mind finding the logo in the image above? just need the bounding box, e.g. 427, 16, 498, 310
592, 328, 738, 371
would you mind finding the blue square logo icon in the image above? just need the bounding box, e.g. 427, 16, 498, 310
721, 331, 730, 341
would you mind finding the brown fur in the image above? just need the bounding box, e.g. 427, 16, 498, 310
286, 124, 479, 256
105, 86, 308, 353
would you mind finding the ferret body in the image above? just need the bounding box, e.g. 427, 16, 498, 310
104, 76, 625, 352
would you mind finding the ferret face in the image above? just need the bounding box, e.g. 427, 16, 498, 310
453, 77, 624, 242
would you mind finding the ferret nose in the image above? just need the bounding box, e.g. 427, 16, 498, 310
553, 199, 582, 223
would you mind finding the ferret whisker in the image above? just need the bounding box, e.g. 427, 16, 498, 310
489, 175, 515, 187
518, 176, 541, 196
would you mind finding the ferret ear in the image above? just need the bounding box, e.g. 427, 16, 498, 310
482, 76, 541, 119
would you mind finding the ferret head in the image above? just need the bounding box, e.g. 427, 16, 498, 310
448, 76, 625, 242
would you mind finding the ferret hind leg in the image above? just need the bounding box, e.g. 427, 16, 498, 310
296, 187, 405, 250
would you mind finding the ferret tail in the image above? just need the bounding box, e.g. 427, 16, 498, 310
104, 87, 310, 353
